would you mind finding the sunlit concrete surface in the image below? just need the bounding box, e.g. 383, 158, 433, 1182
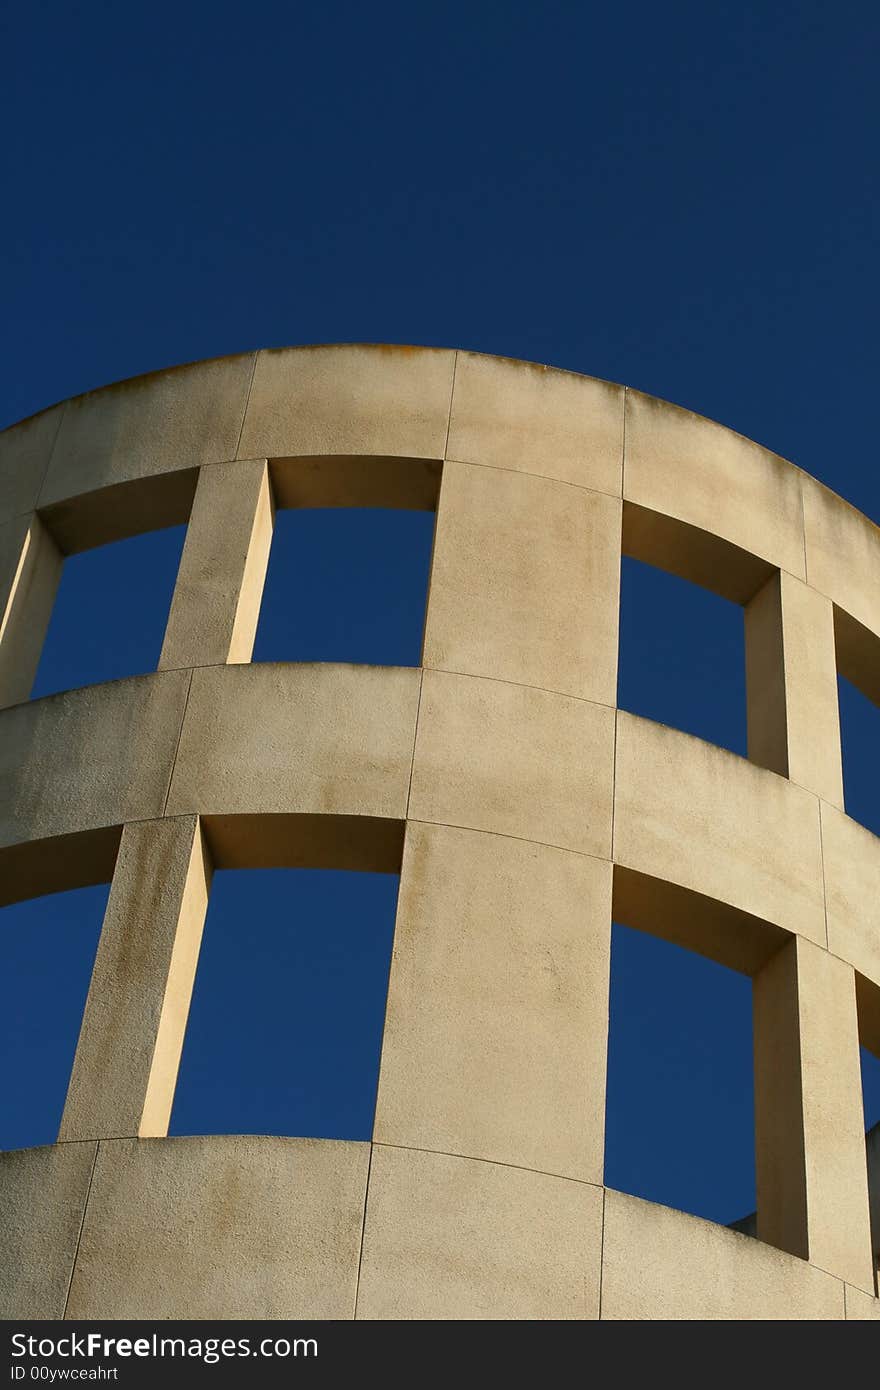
0, 344, 878, 1319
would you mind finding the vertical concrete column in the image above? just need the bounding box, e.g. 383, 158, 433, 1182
0, 512, 62, 708
745, 570, 843, 806
159, 458, 274, 670
374, 821, 613, 1183
59, 816, 212, 1142
422, 460, 621, 703
753, 936, 874, 1292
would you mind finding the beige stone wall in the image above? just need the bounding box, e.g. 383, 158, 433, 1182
0, 345, 878, 1320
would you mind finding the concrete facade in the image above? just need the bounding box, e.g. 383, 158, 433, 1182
0, 344, 878, 1320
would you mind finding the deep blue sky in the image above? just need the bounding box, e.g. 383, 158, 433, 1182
2, 2, 879, 1226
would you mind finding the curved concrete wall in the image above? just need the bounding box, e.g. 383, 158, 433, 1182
1, 345, 879, 1320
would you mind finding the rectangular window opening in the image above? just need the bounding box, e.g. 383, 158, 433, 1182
861, 1045, 880, 1280
0, 885, 109, 1150
618, 555, 747, 756
604, 921, 755, 1229
252, 507, 436, 668
31, 526, 186, 699
169, 866, 399, 1140
863, 1046, 880, 1133
838, 675, 880, 837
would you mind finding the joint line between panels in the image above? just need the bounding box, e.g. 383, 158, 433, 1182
54, 1133, 138, 1145
444, 450, 623, 503
807, 1262, 868, 1302
442, 351, 458, 460
420, 662, 618, 712
233, 353, 259, 460
620, 385, 627, 501
798, 472, 810, 586
352, 1142, 375, 1320
817, 803, 830, 950
161, 669, 194, 817
373, 1139, 604, 1189
597, 1187, 607, 1321
609, 709, 620, 863
35, 400, 69, 511
61, 1138, 100, 1320
404, 816, 613, 865
404, 670, 424, 821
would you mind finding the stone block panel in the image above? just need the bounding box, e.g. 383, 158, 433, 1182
374, 823, 612, 1182
409, 669, 614, 855
0, 1141, 97, 1319
613, 712, 825, 945
0, 671, 192, 847
357, 1146, 603, 1320
66, 1136, 369, 1320
238, 344, 455, 462
423, 459, 621, 702
165, 662, 420, 821
447, 350, 623, 494
803, 473, 880, 642
39, 355, 255, 509
624, 390, 805, 579
600, 1190, 844, 1320
0, 404, 65, 526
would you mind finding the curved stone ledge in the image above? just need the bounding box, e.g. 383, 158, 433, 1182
0, 670, 191, 847
3, 668, 879, 997
623, 389, 807, 580
64, 1135, 370, 1321
0, 664, 421, 848
613, 711, 826, 945
238, 344, 455, 462
0, 404, 65, 526
3, 344, 873, 647
408, 668, 615, 856
38, 354, 256, 515
600, 1188, 844, 1320
445, 349, 623, 495
357, 1145, 603, 1321
803, 472, 880, 644
165, 661, 421, 820
1, 1137, 862, 1320
4, 343, 879, 646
